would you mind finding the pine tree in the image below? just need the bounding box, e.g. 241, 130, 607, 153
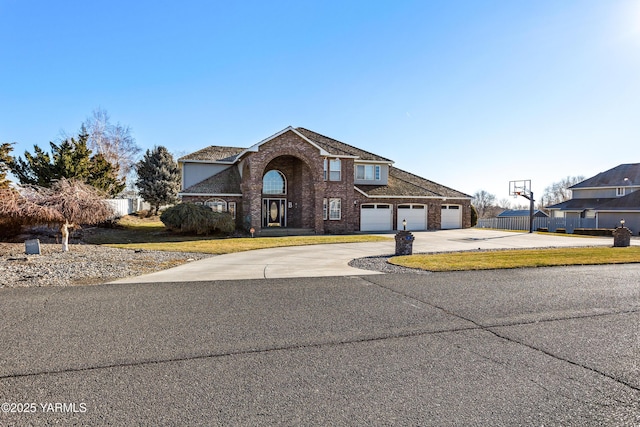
88, 153, 126, 196
9, 131, 125, 196
135, 146, 181, 215
0, 142, 14, 189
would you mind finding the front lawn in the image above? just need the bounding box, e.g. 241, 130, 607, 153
389, 246, 640, 271
84, 215, 391, 254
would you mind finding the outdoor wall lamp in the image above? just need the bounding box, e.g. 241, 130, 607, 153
621, 219, 625, 227
402, 219, 407, 231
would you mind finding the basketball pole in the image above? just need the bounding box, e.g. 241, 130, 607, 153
511, 180, 535, 233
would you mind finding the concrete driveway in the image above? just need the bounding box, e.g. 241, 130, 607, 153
112, 229, 636, 283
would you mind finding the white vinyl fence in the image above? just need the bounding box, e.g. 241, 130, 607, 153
476, 217, 597, 233
105, 198, 150, 217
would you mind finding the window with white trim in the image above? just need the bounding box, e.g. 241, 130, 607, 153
323, 198, 328, 220
323, 159, 328, 181
263, 170, 286, 195
329, 159, 341, 181
355, 164, 381, 181
329, 198, 341, 220
205, 199, 227, 212
616, 187, 625, 197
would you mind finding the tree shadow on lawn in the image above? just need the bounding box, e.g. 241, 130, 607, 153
82, 224, 227, 245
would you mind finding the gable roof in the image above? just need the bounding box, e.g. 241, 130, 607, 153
356, 166, 471, 199
571, 163, 640, 189
178, 126, 394, 164
179, 146, 245, 163
295, 128, 392, 162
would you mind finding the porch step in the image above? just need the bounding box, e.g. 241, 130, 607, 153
258, 228, 316, 237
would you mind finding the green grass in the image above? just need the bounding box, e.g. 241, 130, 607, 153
85, 215, 391, 254
389, 246, 640, 272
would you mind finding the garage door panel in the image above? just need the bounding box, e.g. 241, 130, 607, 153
441, 205, 461, 229
361, 204, 392, 231
397, 205, 427, 231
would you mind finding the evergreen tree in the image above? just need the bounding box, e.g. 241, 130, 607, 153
9, 131, 125, 196
0, 142, 14, 189
135, 146, 181, 215
88, 153, 126, 196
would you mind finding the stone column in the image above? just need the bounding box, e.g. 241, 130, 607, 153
613, 226, 632, 247
395, 231, 415, 256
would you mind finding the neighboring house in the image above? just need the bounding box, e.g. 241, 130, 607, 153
497, 209, 548, 218
546, 163, 640, 234
178, 126, 472, 235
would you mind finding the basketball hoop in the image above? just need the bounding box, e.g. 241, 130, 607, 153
508, 179, 535, 233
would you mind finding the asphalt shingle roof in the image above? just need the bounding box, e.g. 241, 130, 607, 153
571, 163, 640, 188
546, 191, 640, 211
356, 167, 471, 198
597, 190, 640, 210
295, 128, 392, 162
178, 146, 245, 162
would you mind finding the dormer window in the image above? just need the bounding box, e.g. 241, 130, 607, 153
616, 187, 625, 197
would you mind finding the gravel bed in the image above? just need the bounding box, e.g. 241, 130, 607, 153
349, 255, 432, 275
0, 243, 213, 288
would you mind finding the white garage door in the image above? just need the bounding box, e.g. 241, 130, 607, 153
441, 205, 462, 229
360, 204, 392, 231
397, 204, 427, 231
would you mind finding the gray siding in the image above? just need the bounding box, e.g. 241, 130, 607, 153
598, 212, 640, 234
353, 163, 389, 185
182, 163, 230, 190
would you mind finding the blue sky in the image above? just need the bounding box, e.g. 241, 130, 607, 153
2, 0, 639, 204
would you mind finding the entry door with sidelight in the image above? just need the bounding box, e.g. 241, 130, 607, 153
263, 198, 286, 227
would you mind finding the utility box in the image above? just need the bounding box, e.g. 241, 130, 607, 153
395, 231, 414, 256
25, 239, 41, 255
613, 227, 632, 247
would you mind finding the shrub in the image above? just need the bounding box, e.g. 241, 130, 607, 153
0, 217, 23, 239
470, 205, 478, 227
160, 203, 235, 235
574, 228, 614, 237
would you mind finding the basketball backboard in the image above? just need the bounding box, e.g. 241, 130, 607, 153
509, 179, 531, 197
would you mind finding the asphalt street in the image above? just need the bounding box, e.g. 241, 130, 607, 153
1, 264, 638, 425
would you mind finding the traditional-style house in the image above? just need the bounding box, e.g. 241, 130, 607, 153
546, 163, 640, 234
178, 126, 472, 235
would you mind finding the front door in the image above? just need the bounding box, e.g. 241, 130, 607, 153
263, 198, 286, 227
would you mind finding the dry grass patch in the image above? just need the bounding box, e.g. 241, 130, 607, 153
105, 235, 391, 255
85, 215, 391, 254
390, 246, 640, 272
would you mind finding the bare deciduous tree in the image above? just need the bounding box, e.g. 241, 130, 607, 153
543, 176, 585, 207
82, 107, 141, 179
472, 190, 497, 219
497, 198, 512, 210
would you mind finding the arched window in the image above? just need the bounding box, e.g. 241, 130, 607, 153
263, 170, 286, 195
204, 198, 227, 212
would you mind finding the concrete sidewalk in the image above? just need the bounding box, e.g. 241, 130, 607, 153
112, 229, 635, 283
